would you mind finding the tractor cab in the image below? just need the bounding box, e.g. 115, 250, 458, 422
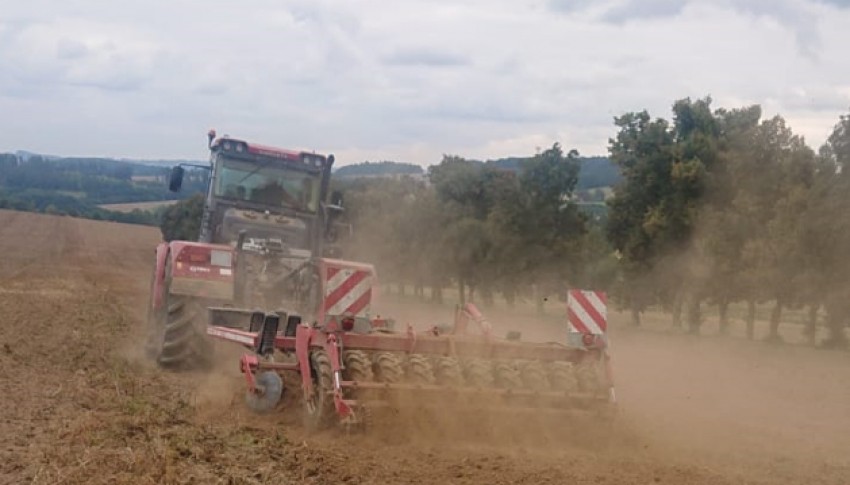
165, 130, 348, 312
168, 130, 343, 254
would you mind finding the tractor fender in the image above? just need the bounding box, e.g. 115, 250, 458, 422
152, 240, 201, 311
151, 242, 171, 312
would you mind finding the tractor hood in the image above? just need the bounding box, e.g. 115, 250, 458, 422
220, 208, 310, 250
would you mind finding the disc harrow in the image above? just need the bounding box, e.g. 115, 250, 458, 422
208, 301, 617, 432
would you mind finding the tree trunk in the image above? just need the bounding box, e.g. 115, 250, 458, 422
718, 298, 730, 335
630, 304, 641, 327
672, 292, 683, 328
745, 300, 756, 340
414, 280, 424, 301
804, 304, 818, 346
397, 282, 405, 297
534, 284, 545, 315
482, 288, 495, 307
504, 289, 516, 309
823, 298, 848, 350
686, 295, 701, 335
430, 285, 443, 305
458, 279, 466, 306
766, 300, 783, 343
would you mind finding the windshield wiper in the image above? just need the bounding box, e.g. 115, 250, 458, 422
234, 157, 274, 185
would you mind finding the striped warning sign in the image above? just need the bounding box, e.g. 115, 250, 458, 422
567, 290, 607, 335
323, 265, 373, 317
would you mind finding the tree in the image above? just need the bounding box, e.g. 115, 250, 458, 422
160, 194, 204, 242
606, 110, 679, 325
800, 110, 850, 349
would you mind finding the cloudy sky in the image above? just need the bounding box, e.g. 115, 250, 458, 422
1, 0, 849, 166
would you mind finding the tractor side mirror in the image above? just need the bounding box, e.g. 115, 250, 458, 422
168, 166, 185, 192
326, 190, 345, 219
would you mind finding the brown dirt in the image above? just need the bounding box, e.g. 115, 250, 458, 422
0, 208, 848, 484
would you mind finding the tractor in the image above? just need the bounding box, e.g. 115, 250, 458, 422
146, 131, 616, 432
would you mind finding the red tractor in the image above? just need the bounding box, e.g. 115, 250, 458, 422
146, 131, 616, 432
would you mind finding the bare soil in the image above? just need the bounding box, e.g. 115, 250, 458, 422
0, 209, 848, 484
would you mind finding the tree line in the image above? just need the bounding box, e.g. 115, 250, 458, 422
0, 153, 207, 226
335, 146, 617, 313
337, 98, 850, 349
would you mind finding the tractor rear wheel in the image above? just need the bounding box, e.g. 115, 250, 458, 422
303, 350, 335, 431
150, 256, 211, 370
157, 294, 211, 369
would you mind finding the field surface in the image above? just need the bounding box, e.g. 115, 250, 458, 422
1, 209, 848, 484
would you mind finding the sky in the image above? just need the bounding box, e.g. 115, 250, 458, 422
1, 0, 849, 167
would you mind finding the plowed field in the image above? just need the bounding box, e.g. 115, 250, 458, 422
1, 209, 848, 484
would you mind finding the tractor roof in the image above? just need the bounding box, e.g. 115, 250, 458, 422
211, 136, 328, 162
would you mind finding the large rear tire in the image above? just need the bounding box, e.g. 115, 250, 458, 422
148, 255, 212, 371
157, 293, 211, 370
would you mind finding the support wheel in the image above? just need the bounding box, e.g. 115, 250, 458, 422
433, 356, 464, 387
405, 354, 436, 385
343, 350, 374, 382
549, 361, 579, 392
462, 358, 494, 387
372, 352, 404, 383
493, 360, 522, 389
518, 360, 549, 391
303, 350, 335, 431
245, 371, 283, 413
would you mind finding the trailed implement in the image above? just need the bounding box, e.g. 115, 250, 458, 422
145, 131, 615, 432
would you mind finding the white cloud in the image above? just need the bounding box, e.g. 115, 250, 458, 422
0, 0, 849, 165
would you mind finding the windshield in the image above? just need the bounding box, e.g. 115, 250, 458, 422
214, 157, 321, 212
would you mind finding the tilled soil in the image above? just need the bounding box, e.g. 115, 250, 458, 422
0, 209, 848, 484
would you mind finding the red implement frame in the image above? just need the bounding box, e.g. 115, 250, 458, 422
208, 303, 615, 426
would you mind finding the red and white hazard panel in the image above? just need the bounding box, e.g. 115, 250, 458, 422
567, 289, 607, 335
323, 264, 374, 318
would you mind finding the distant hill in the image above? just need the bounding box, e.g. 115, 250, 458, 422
334, 161, 424, 178
0, 151, 209, 226
483, 156, 620, 189
334, 156, 620, 189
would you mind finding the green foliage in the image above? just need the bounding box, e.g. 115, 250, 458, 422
604, 96, 846, 343
159, 194, 205, 242
0, 152, 209, 228
337, 143, 611, 309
